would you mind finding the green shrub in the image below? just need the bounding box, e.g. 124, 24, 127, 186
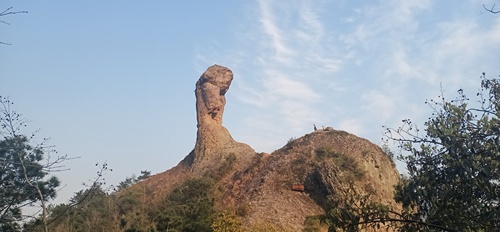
248, 223, 288, 232
211, 211, 243, 232
303, 215, 328, 232
315, 147, 364, 181
156, 178, 215, 232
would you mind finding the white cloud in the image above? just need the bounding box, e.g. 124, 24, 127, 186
280, 100, 321, 131
391, 0, 432, 24
296, 4, 324, 43
433, 19, 500, 65
235, 0, 341, 133
362, 90, 398, 121
232, 79, 275, 108
306, 55, 342, 72
257, 0, 295, 64
386, 16, 500, 88
337, 118, 365, 136
263, 70, 319, 100
389, 49, 418, 78
340, 0, 431, 50
196, 0, 500, 155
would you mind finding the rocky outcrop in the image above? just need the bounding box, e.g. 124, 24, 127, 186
221, 130, 400, 231
139, 65, 400, 231
195, 64, 232, 126
185, 64, 255, 173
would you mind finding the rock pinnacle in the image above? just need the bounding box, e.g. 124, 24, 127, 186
186, 64, 254, 173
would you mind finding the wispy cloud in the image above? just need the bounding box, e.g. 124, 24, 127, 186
221, 0, 344, 150
295, 4, 324, 44
337, 118, 366, 136
262, 70, 319, 100
361, 90, 398, 121
257, 0, 294, 64
195, 0, 500, 153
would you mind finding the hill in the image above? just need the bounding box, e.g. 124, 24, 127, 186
137, 65, 400, 231
40, 65, 400, 232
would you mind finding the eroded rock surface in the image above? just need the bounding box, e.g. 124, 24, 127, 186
139, 65, 400, 231
222, 130, 400, 231
195, 64, 233, 126
186, 64, 254, 173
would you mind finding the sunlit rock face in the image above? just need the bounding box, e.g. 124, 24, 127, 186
195, 64, 233, 126
186, 64, 254, 173
140, 65, 400, 232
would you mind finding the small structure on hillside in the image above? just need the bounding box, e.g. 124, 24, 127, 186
324, 126, 333, 131
291, 184, 305, 192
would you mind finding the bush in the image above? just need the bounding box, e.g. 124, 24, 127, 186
156, 178, 215, 232
314, 147, 364, 181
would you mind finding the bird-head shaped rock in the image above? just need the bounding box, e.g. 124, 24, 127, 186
196, 65, 233, 126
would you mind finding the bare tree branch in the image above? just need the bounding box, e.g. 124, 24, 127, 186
46, 162, 111, 226
0, 7, 28, 17
18, 153, 49, 232
0, 7, 27, 26
1, 7, 28, 45
483, 3, 500, 14
0, 97, 79, 230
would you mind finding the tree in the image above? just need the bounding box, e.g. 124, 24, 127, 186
156, 178, 215, 232
116, 170, 152, 191
137, 170, 151, 181
0, 7, 28, 45
484, 3, 500, 14
324, 74, 500, 231
382, 73, 500, 231
0, 97, 64, 232
211, 211, 243, 232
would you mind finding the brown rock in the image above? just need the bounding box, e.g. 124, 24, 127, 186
224, 130, 400, 231
195, 64, 233, 126
137, 65, 400, 232
186, 64, 255, 173
324, 126, 334, 131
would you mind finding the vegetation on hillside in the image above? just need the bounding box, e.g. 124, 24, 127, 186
325, 74, 500, 231
4, 74, 500, 231
2, 2, 500, 230
25, 151, 291, 232
0, 97, 64, 232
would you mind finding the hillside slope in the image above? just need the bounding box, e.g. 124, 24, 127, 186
138, 65, 400, 231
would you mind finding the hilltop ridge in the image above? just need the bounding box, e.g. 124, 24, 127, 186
138, 64, 400, 231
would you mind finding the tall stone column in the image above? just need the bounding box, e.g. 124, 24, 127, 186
186, 65, 254, 173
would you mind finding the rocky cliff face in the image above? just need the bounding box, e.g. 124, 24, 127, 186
140, 65, 400, 231
184, 64, 255, 174
217, 129, 400, 231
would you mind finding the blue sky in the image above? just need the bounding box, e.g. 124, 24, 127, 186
1, 1, 500, 205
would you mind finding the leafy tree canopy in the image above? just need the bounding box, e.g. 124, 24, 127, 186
0, 97, 61, 232
387, 74, 500, 231
325, 74, 500, 231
